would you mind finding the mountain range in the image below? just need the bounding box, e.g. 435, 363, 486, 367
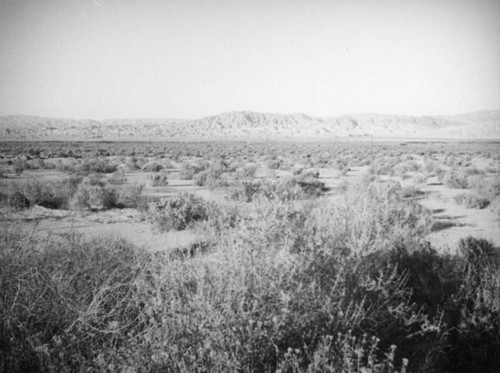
0, 110, 499, 141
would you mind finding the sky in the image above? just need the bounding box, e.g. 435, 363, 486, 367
0, 0, 499, 120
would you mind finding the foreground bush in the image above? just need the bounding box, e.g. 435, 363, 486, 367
1, 225, 499, 372
2, 178, 499, 372
0, 231, 150, 372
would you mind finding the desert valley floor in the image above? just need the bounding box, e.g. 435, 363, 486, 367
1, 140, 499, 253
1, 139, 500, 372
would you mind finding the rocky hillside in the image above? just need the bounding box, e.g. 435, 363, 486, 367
1, 110, 499, 141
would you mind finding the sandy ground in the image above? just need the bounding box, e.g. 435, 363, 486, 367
419, 184, 500, 252
1, 206, 203, 252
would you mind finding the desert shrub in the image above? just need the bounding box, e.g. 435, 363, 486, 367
230, 180, 264, 202
324, 181, 432, 254
75, 158, 117, 175
125, 156, 142, 171
463, 166, 483, 176
466, 174, 486, 190
441, 171, 469, 189
481, 175, 500, 200
193, 169, 209, 186
293, 168, 319, 178
412, 173, 427, 184
12, 159, 27, 175
437, 238, 500, 372
178, 162, 196, 180
150, 171, 168, 187
27, 158, 45, 170
230, 171, 326, 202
370, 158, 395, 175
178, 160, 210, 180
362, 173, 378, 183
424, 161, 440, 175
235, 163, 258, 179
1, 189, 500, 372
86, 172, 107, 187
3, 190, 30, 210
55, 159, 77, 173
43, 160, 56, 170
294, 172, 327, 196
386, 244, 458, 316
0, 231, 150, 373
161, 159, 173, 168
70, 181, 117, 210
205, 202, 244, 233
267, 158, 281, 169
443, 266, 500, 373
401, 185, 424, 199
189, 161, 235, 189
5, 177, 83, 210
107, 169, 127, 185
146, 192, 211, 231
143, 197, 435, 372
458, 236, 498, 267
384, 239, 500, 372
392, 160, 421, 175
277, 332, 409, 373
454, 193, 490, 209
115, 183, 144, 208
259, 178, 303, 201
141, 161, 164, 172
230, 177, 304, 202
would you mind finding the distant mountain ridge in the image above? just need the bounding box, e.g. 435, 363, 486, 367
0, 110, 499, 141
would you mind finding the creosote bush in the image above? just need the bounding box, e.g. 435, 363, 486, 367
75, 158, 118, 175
441, 171, 469, 189
4, 176, 83, 210
454, 193, 490, 209
150, 170, 169, 187
146, 192, 212, 231
0, 231, 150, 372
2, 175, 142, 212
115, 183, 144, 208
70, 181, 117, 210
230, 177, 304, 202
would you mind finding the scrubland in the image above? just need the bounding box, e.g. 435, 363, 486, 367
1, 140, 499, 372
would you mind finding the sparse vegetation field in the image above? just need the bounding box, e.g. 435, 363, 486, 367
1, 140, 499, 372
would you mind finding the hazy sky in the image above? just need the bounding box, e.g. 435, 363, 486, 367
0, 0, 499, 119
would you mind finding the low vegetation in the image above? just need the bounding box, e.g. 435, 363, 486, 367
1, 176, 144, 211
0, 140, 499, 372
1, 189, 499, 372
147, 192, 212, 231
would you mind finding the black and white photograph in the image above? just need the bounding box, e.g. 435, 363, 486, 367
0, 0, 499, 372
